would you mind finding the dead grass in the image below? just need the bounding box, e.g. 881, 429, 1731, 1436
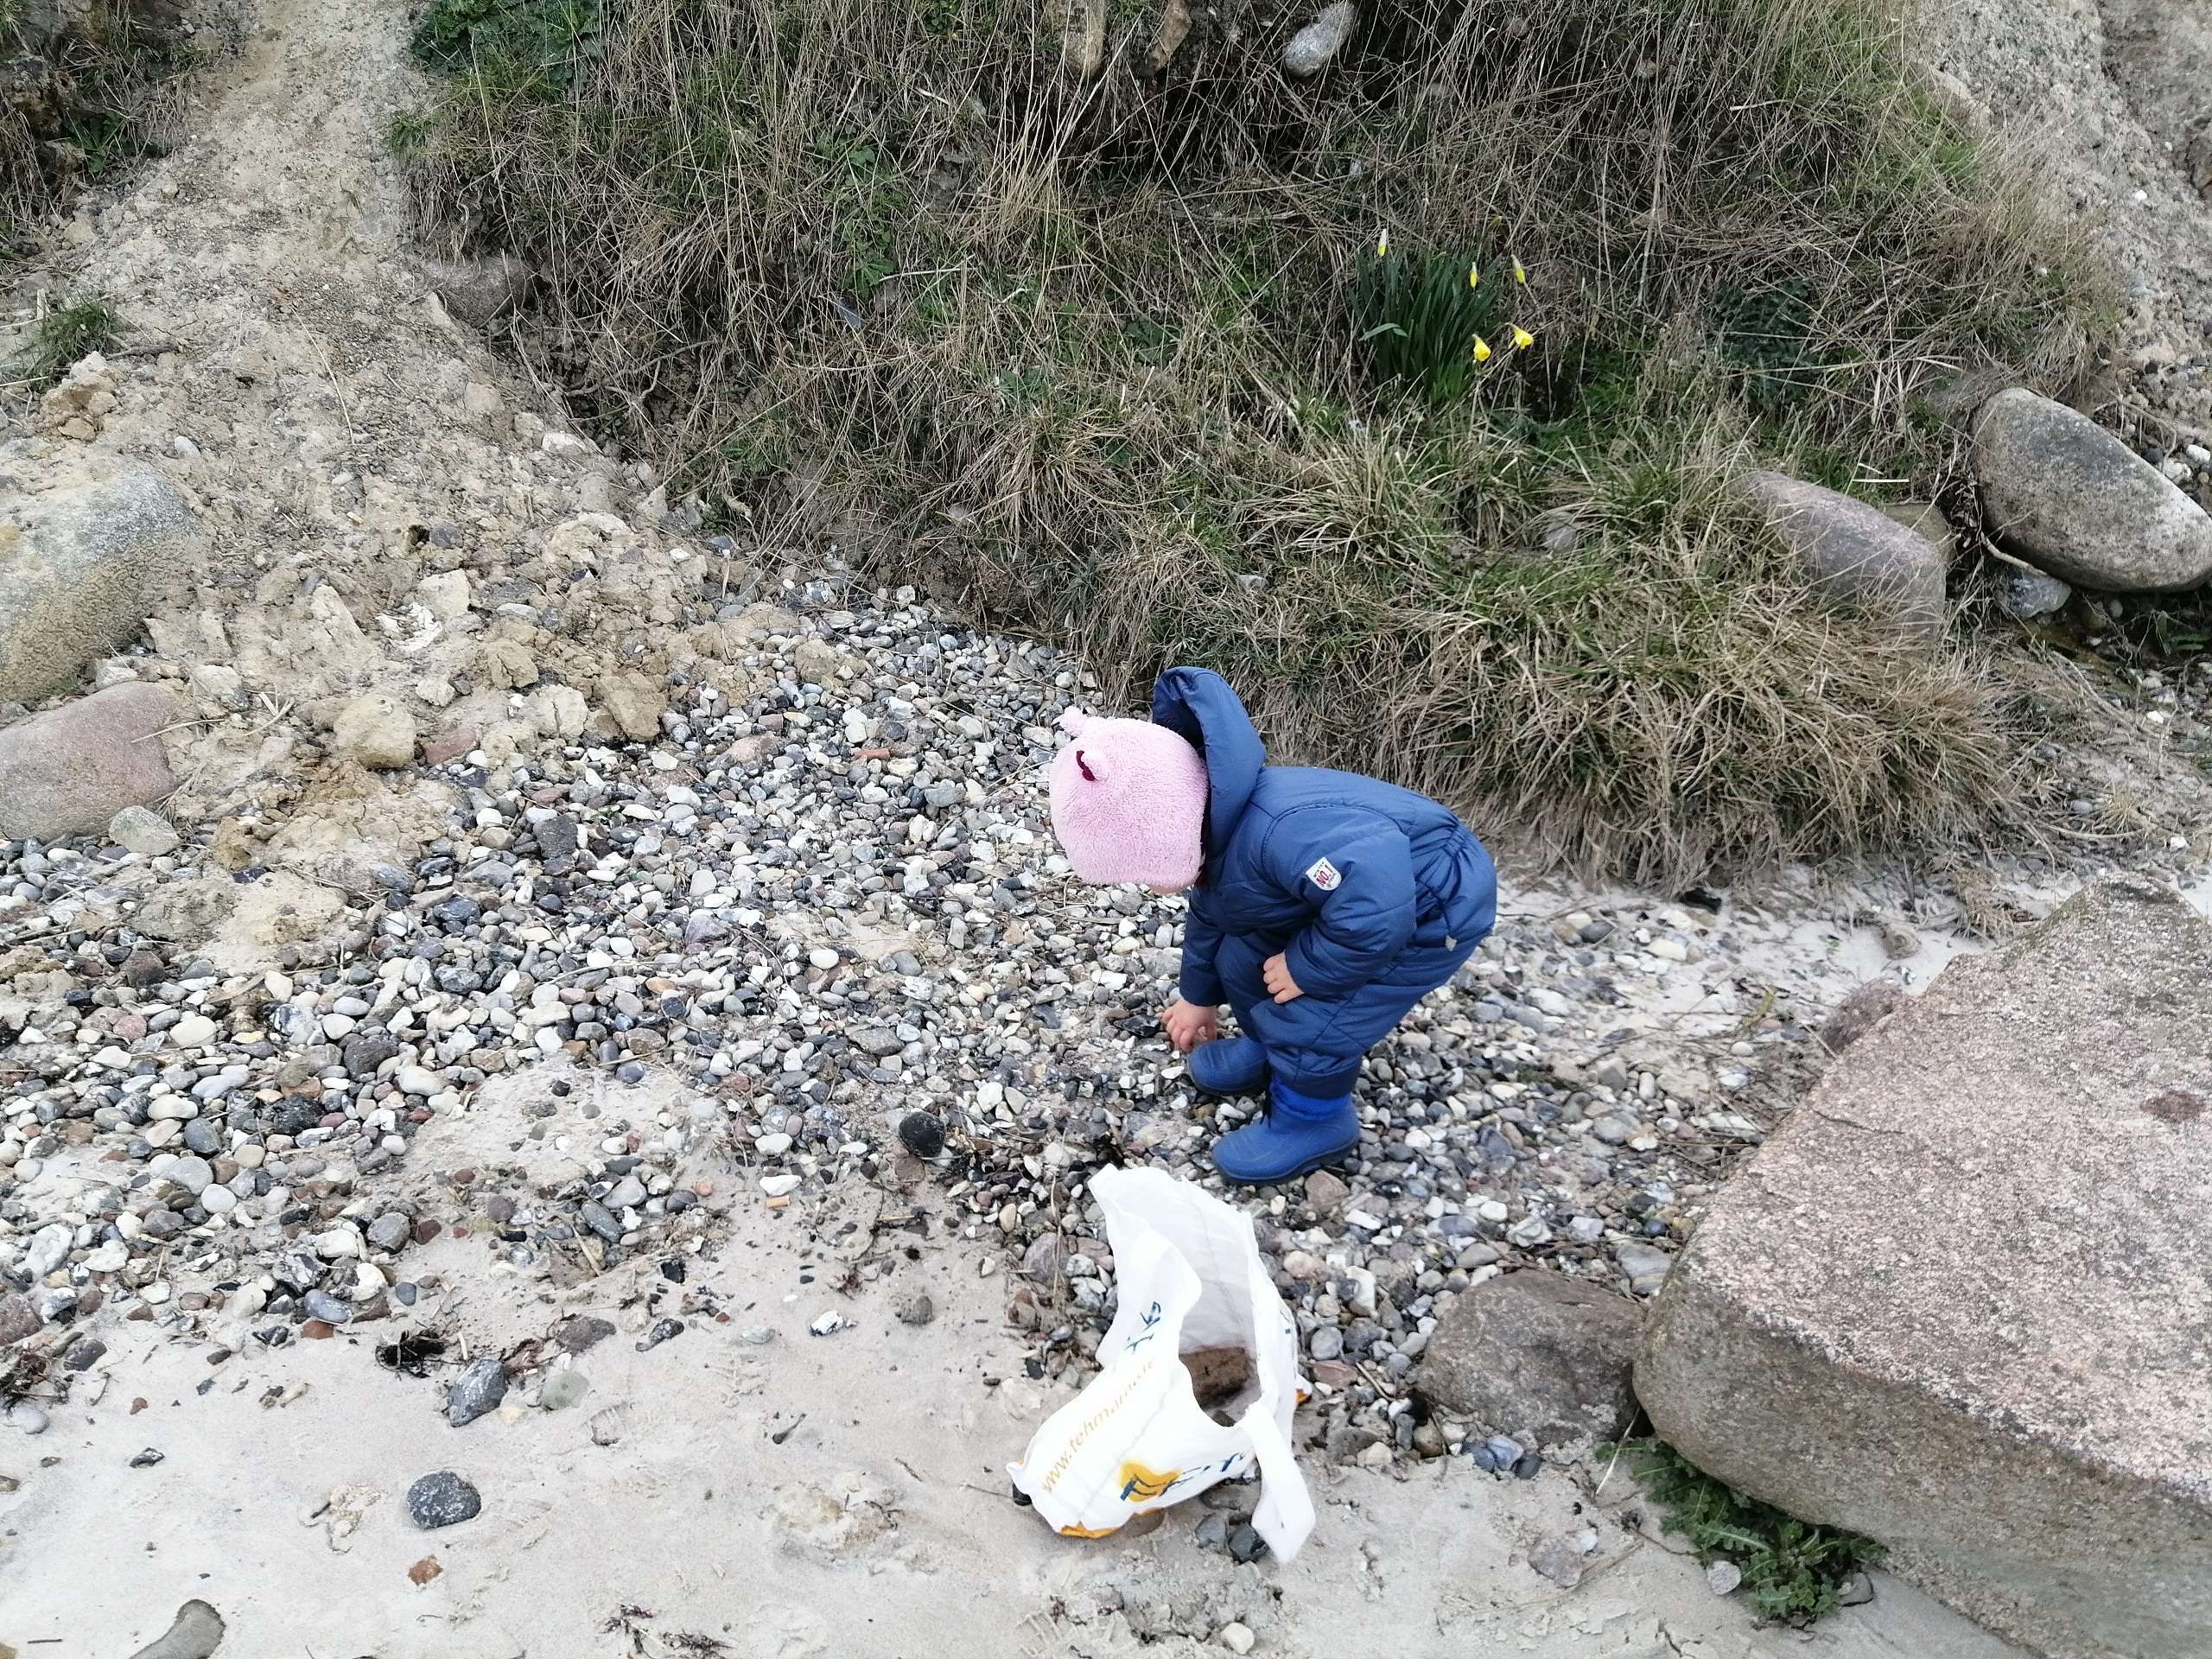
0, 0, 233, 257
399, 0, 2111, 879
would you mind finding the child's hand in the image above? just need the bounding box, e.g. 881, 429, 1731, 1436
1263, 954, 1304, 1004
1162, 997, 1218, 1053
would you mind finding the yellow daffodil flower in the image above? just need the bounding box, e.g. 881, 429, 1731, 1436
1512, 257, 1528, 284
1510, 325, 1535, 350
1468, 260, 1480, 289
1472, 334, 1492, 364
1376, 229, 1390, 258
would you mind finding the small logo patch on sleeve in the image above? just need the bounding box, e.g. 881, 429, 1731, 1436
1304, 857, 1342, 893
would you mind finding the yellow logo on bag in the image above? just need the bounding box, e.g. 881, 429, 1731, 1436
1058, 1522, 1123, 1539
1117, 1460, 1181, 1502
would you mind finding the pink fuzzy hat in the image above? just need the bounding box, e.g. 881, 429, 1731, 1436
1049, 708, 1209, 889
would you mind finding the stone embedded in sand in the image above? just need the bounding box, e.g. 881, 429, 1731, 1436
1974, 388, 2212, 592
447, 1357, 510, 1427
110, 804, 181, 855
893, 1290, 935, 1326
407, 1470, 482, 1529
422, 253, 533, 327
416, 569, 473, 620
132, 874, 236, 944
334, 692, 417, 769
1414, 1270, 1639, 1448
0, 681, 178, 841
595, 670, 665, 742
1741, 471, 1948, 642
1637, 880, 2212, 1659
0, 468, 201, 702
556, 1315, 617, 1354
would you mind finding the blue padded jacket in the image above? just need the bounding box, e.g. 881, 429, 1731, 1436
1151, 667, 1497, 1009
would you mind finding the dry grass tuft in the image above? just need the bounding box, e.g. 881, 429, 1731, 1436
400, 0, 2111, 879
0, 1, 230, 255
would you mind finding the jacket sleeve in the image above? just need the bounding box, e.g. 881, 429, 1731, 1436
1264, 807, 1418, 1000
1178, 900, 1226, 1006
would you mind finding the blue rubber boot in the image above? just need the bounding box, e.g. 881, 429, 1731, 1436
1211, 1080, 1359, 1186
1187, 1036, 1269, 1096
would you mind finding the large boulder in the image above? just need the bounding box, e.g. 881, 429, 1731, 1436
1414, 1270, 1640, 1449
1973, 390, 2212, 592
0, 682, 178, 841
1741, 472, 1947, 641
1636, 880, 2212, 1659
0, 468, 203, 702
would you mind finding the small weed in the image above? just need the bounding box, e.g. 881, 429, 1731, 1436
409, 0, 602, 88
384, 111, 435, 159
1611, 1439, 1885, 1624
28, 296, 123, 386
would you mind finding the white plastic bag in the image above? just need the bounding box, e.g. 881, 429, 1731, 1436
1007, 1166, 1316, 1560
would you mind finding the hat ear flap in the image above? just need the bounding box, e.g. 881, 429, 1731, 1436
1058, 708, 1092, 738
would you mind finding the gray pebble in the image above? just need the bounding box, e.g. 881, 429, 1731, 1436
407, 1470, 482, 1529
447, 1357, 510, 1427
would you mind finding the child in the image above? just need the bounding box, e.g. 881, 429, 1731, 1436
1050, 666, 1497, 1185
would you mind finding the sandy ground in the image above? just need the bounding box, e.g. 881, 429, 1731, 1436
0, 1164, 2025, 1659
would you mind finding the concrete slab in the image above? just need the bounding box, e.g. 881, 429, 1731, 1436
1636, 879, 2212, 1659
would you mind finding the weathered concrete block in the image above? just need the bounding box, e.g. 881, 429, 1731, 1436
1636, 880, 2212, 1659
0, 468, 202, 702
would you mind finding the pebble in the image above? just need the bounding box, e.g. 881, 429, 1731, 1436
367, 1213, 413, 1251
894, 1290, 936, 1325
1218, 1624, 1256, 1656
408, 1471, 482, 1529
447, 1357, 510, 1427
111, 805, 181, 856
898, 1111, 946, 1159
0, 575, 1911, 1488
7, 1402, 49, 1435
168, 1014, 218, 1049
540, 1370, 590, 1410
1707, 1560, 1744, 1596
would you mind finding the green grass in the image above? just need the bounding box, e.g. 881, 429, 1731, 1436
1612, 1439, 1887, 1624
395, 0, 2110, 880
27, 296, 123, 386
1351, 239, 1522, 407
409, 0, 604, 88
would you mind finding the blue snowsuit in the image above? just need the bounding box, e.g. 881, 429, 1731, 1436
1152, 668, 1497, 1099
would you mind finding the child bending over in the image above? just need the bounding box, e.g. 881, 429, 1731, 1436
1050, 667, 1497, 1185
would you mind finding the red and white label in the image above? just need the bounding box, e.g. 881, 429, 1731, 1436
1304, 858, 1342, 893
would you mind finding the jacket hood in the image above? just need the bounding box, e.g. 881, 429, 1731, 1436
1150, 666, 1264, 864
